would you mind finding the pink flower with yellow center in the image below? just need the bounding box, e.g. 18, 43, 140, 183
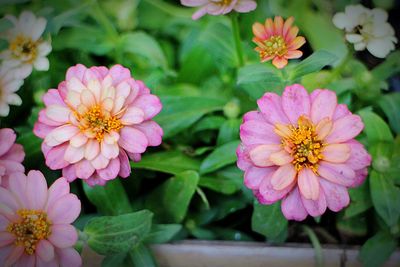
181, 0, 257, 20
0, 128, 25, 187
237, 84, 371, 220
0, 171, 82, 266
34, 64, 163, 186
252, 16, 306, 69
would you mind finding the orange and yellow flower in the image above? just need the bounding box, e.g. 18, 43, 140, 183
252, 16, 306, 69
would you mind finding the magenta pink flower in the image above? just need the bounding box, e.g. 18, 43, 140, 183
0, 128, 25, 187
0, 171, 81, 266
34, 64, 163, 186
237, 84, 371, 221
181, 0, 257, 20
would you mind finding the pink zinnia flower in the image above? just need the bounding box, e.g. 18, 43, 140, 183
181, 0, 257, 20
253, 16, 306, 69
237, 84, 371, 221
0, 171, 81, 266
0, 128, 25, 187
34, 64, 163, 186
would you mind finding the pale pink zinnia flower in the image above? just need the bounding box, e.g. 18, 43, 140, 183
237, 84, 371, 221
181, 0, 257, 20
0, 128, 25, 187
34, 64, 163, 186
0, 171, 82, 266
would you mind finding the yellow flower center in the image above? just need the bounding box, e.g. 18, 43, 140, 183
9, 35, 39, 63
77, 105, 123, 141
7, 210, 51, 255
219, 0, 232, 5
280, 116, 324, 173
261, 35, 288, 57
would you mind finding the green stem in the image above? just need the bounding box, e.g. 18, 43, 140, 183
302, 225, 323, 267
230, 14, 245, 68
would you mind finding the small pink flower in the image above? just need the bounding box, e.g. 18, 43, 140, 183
0, 171, 82, 266
237, 84, 371, 221
34, 64, 163, 186
0, 128, 25, 187
181, 0, 257, 20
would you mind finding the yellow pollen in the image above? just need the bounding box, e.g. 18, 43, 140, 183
219, 0, 232, 5
9, 35, 39, 63
260, 35, 288, 58
7, 209, 51, 255
77, 105, 123, 141
280, 116, 324, 173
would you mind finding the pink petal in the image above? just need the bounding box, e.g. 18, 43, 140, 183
345, 140, 371, 170
239, 120, 280, 145
1, 144, 25, 162
80, 89, 96, 107
332, 104, 351, 120
62, 165, 77, 183
34, 122, 55, 139
91, 154, 109, 170
325, 115, 364, 143
64, 145, 84, 164
4, 246, 24, 266
132, 94, 162, 120
121, 107, 144, 125
281, 187, 308, 221
0, 245, 13, 264
301, 188, 327, 217
97, 158, 120, 180
66, 64, 87, 81
0, 160, 24, 175
260, 170, 294, 202
236, 145, 252, 171
234, 0, 257, 12
45, 105, 71, 123
14, 254, 34, 267
42, 89, 65, 107
134, 121, 163, 147
315, 117, 333, 140
48, 224, 78, 248
322, 144, 351, 163
257, 93, 289, 124
36, 239, 55, 262
181, 0, 208, 7
36, 256, 57, 267
249, 144, 281, 167
119, 127, 148, 154
0, 232, 14, 247
298, 168, 320, 200
320, 179, 350, 212
70, 134, 88, 148
272, 56, 288, 69
0, 215, 9, 231
310, 89, 337, 124
8, 172, 28, 204
269, 150, 293, 165
45, 144, 69, 170
270, 164, 297, 190
352, 168, 368, 188
75, 160, 95, 179
244, 166, 276, 189
26, 170, 48, 210
46, 177, 70, 209
47, 194, 81, 224
57, 248, 82, 267
192, 6, 208, 20
101, 142, 119, 159
109, 65, 131, 85
45, 125, 79, 147
84, 139, 100, 161
0, 129, 16, 157
318, 161, 356, 187
118, 150, 131, 178
281, 84, 311, 124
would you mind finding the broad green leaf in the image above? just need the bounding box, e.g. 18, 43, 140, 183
146, 171, 199, 223
192, 116, 226, 133
372, 51, 400, 81
16, 130, 42, 161
83, 179, 132, 216
131, 150, 200, 175
358, 110, 394, 143
359, 231, 397, 267
200, 140, 240, 174
217, 119, 241, 146
337, 214, 367, 236
251, 202, 288, 243
379, 93, 400, 134
155, 96, 225, 138
129, 244, 157, 267
102, 253, 127, 267
370, 142, 394, 173
85, 210, 153, 255
119, 32, 168, 69
369, 170, 400, 227
289, 50, 337, 82
237, 63, 284, 99
144, 224, 182, 244
46, 4, 89, 34
198, 175, 240, 195
344, 182, 372, 219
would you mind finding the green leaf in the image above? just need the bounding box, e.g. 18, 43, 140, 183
344, 182, 372, 219
155, 96, 225, 138
379, 93, 400, 134
289, 50, 337, 82
131, 150, 200, 175
83, 179, 132, 216
144, 224, 182, 244
337, 214, 368, 236
200, 140, 240, 174
46, 4, 89, 34
358, 110, 394, 143
146, 171, 199, 223
129, 243, 157, 267
198, 175, 240, 195
217, 119, 241, 146
372, 51, 400, 81
16, 130, 42, 162
85, 210, 153, 255
251, 202, 288, 243
192, 116, 226, 133
369, 170, 400, 227
237, 63, 284, 99
119, 32, 168, 69
102, 253, 127, 267
359, 231, 397, 267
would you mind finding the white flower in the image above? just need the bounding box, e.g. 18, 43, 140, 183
0, 11, 52, 77
333, 5, 397, 58
0, 64, 25, 117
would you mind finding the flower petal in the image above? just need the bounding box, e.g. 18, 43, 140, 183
36, 239, 55, 262
311, 89, 337, 124
270, 164, 297, 191
281, 187, 308, 221
320, 179, 350, 212
325, 115, 364, 143
257, 93, 289, 124
249, 144, 281, 167
298, 168, 320, 200
48, 224, 78, 249
47, 194, 81, 224
119, 127, 148, 154
26, 170, 48, 210
282, 84, 311, 124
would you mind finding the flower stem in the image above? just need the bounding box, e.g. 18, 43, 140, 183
231, 14, 245, 68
